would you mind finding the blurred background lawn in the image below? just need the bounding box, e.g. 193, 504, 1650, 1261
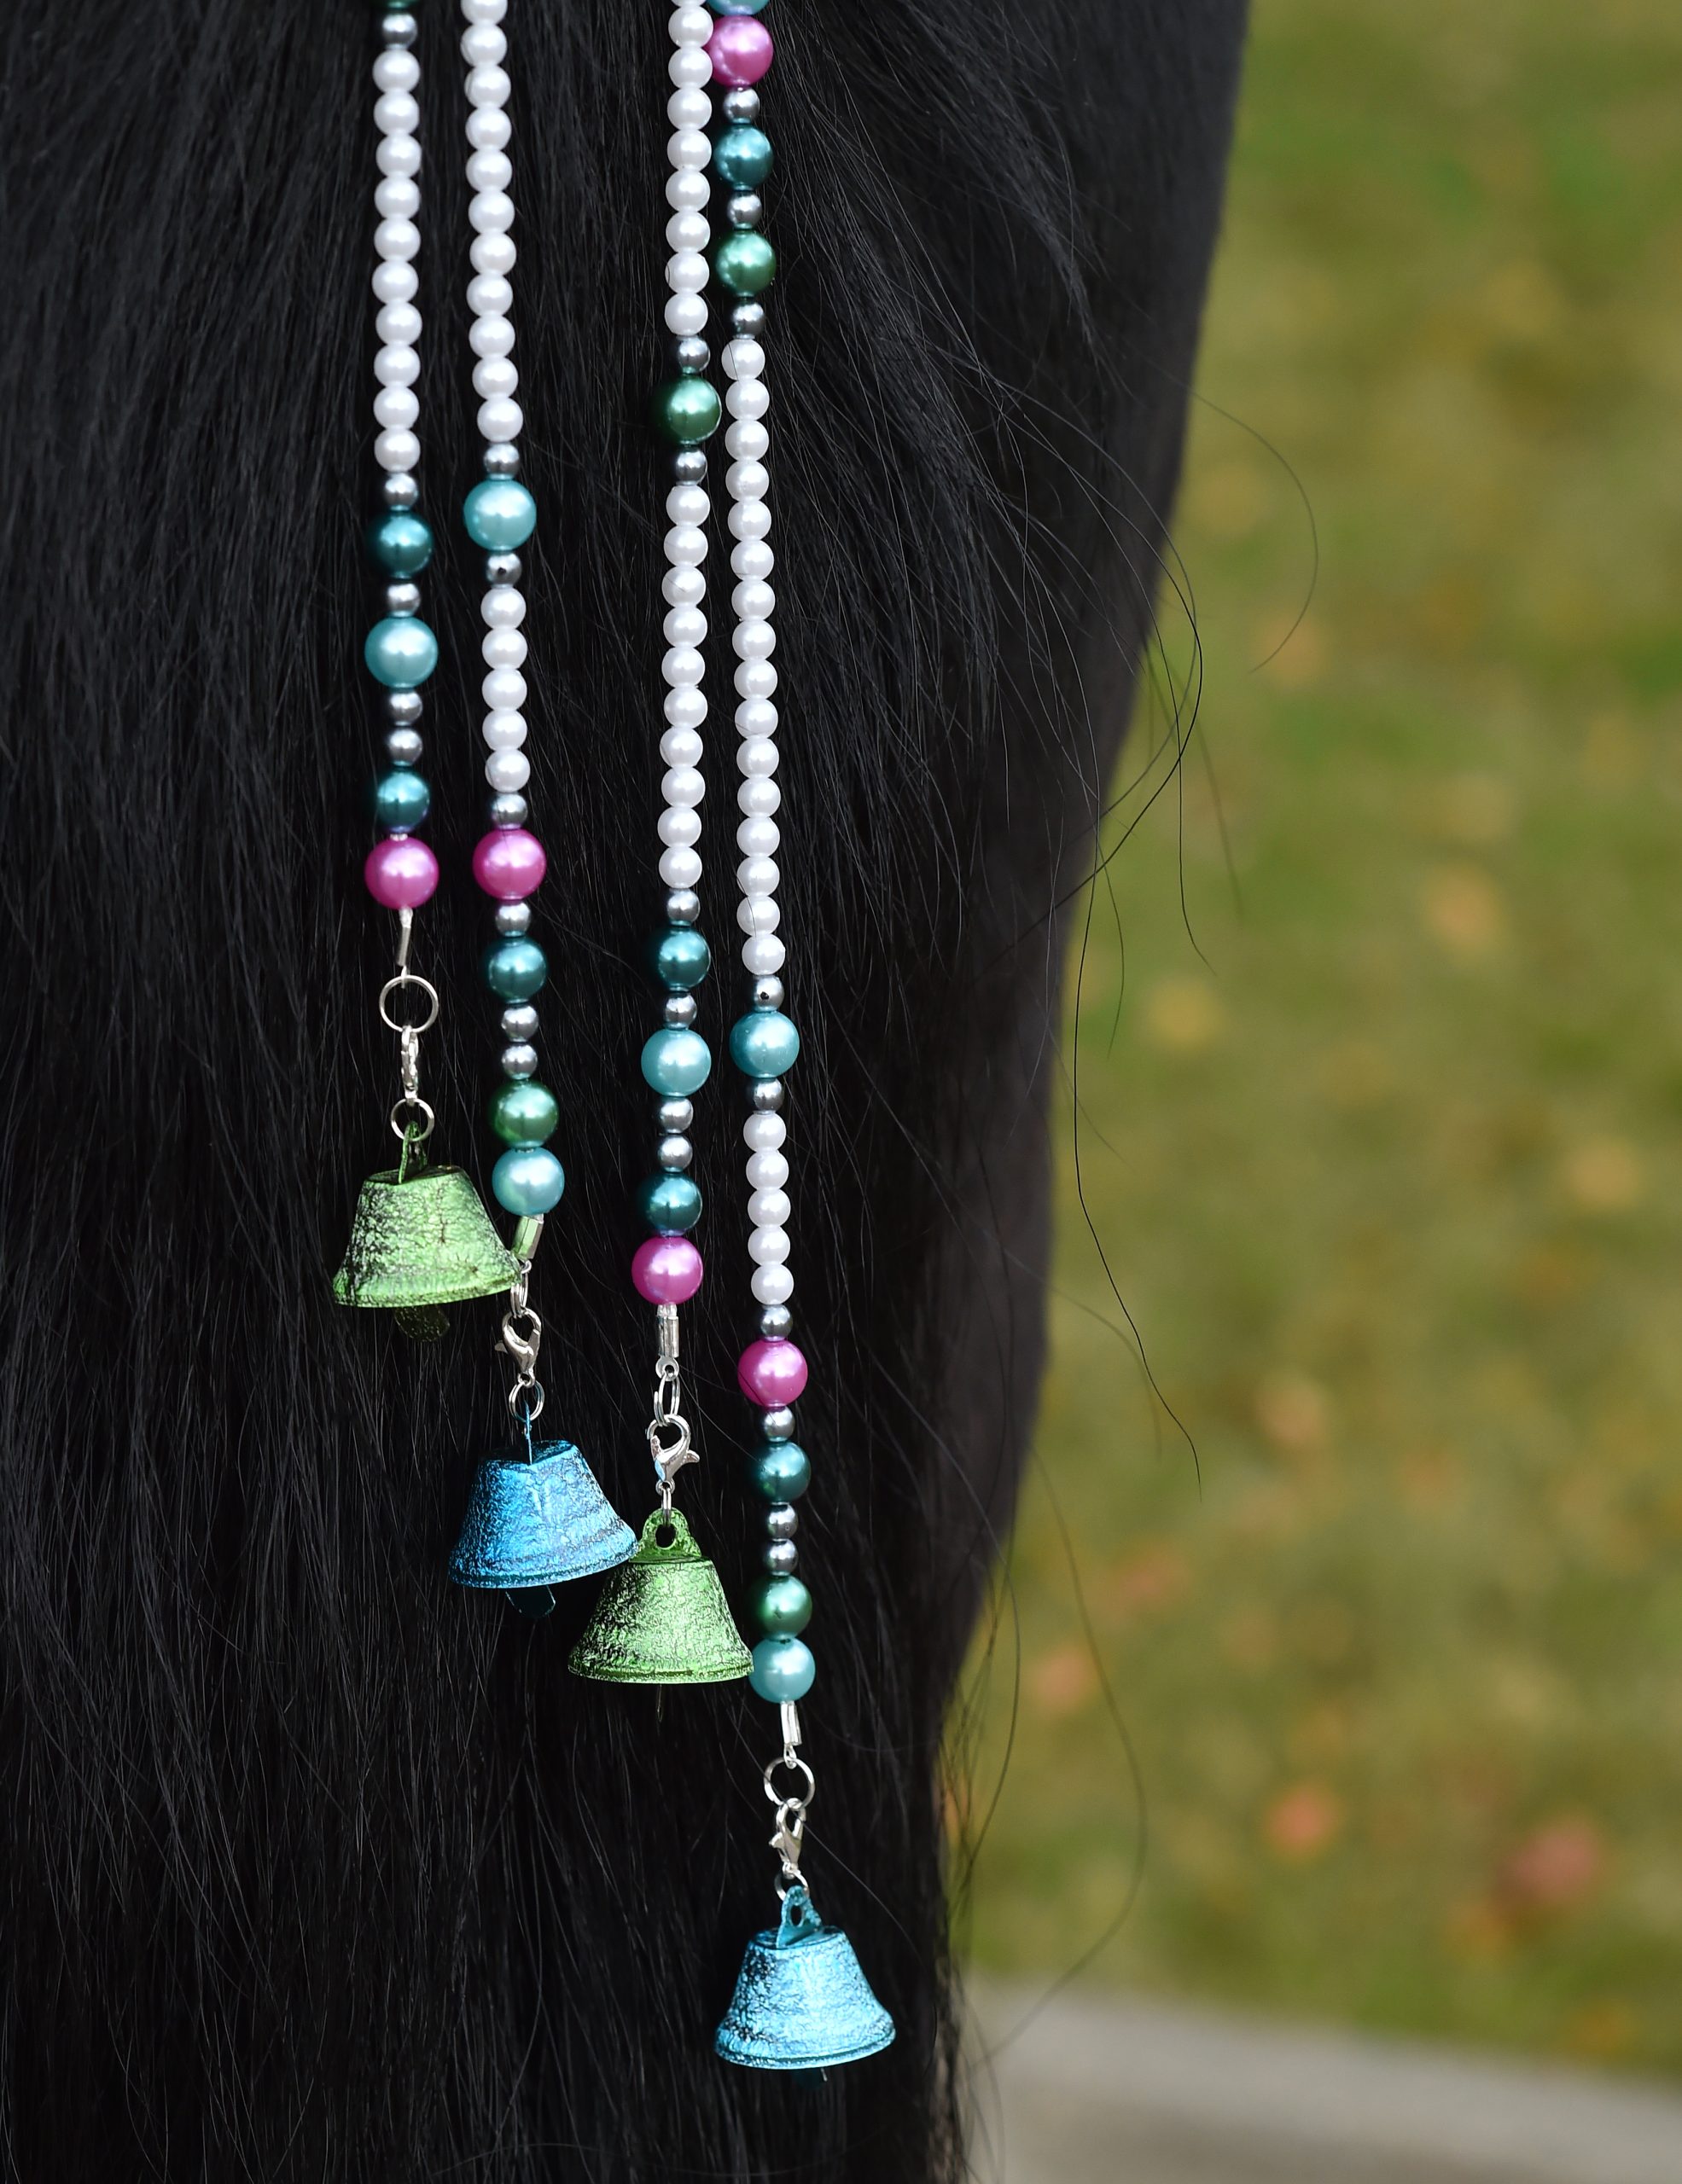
959, 0, 1682, 2075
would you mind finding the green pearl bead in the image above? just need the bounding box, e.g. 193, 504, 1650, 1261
482, 936, 548, 1002
654, 375, 723, 445
713, 231, 776, 298
373, 768, 430, 834
490, 1079, 559, 1147
713, 125, 773, 190
366, 510, 434, 576
650, 925, 712, 990
638, 1172, 702, 1234
752, 1575, 812, 1637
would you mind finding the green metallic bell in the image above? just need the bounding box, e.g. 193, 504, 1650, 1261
333, 1160, 521, 1310
568, 1507, 752, 1686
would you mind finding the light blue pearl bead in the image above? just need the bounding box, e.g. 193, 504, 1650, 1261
364, 615, 439, 689
492, 1146, 566, 1216
750, 1635, 815, 1703
730, 1008, 800, 1079
641, 1026, 712, 1097
463, 479, 538, 551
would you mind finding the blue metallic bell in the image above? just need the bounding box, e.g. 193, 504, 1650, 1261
714, 1885, 895, 2071
450, 1440, 637, 1596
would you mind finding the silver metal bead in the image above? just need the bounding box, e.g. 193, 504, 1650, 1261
385, 688, 423, 725
658, 1134, 693, 1172
673, 335, 711, 375
666, 890, 701, 927
759, 1304, 793, 1340
500, 1042, 538, 1078
485, 552, 521, 584
385, 727, 424, 767
382, 472, 419, 509
489, 793, 528, 828
752, 977, 784, 1011
483, 443, 521, 478
658, 1098, 694, 1133
495, 901, 533, 936
762, 1407, 795, 1443
501, 1003, 538, 1042
727, 193, 764, 229
723, 88, 760, 125
385, 580, 422, 617
664, 993, 698, 1028
765, 1502, 799, 1541
672, 449, 708, 485
762, 1539, 799, 1577
730, 301, 766, 340
751, 1079, 784, 1113
380, 10, 417, 45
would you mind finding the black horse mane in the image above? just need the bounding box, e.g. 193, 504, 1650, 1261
0, 2, 1244, 2175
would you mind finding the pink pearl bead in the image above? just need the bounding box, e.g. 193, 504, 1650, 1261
631, 1235, 704, 1305
707, 17, 773, 86
473, 827, 547, 900
364, 836, 439, 909
737, 1338, 807, 1409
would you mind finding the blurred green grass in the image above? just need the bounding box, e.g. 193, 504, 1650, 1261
958, 0, 1682, 2073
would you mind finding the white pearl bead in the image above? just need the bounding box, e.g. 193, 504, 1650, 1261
466, 64, 511, 107
739, 776, 781, 815
469, 191, 515, 234
486, 748, 531, 792
469, 315, 515, 357
667, 128, 712, 171
662, 766, 706, 808
375, 345, 420, 387
744, 1112, 788, 1153
732, 539, 775, 581
749, 1188, 792, 1229
478, 397, 522, 441
736, 698, 778, 738
375, 218, 421, 263
482, 628, 527, 670
373, 49, 420, 95
732, 580, 774, 620
474, 356, 518, 400
748, 1225, 790, 1267
662, 564, 706, 608
737, 896, 780, 936
374, 91, 420, 136
728, 499, 771, 542
666, 484, 709, 526
662, 727, 704, 768
737, 816, 779, 857
662, 647, 705, 688
467, 272, 512, 317
667, 86, 713, 131
375, 428, 422, 472
664, 686, 707, 729
462, 0, 507, 22
376, 302, 422, 346
742, 933, 787, 977
737, 856, 778, 897
738, 739, 779, 778
726, 419, 770, 462
666, 251, 708, 294
470, 231, 516, 276
723, 338, 765, 380
746, 1150, 789, 1190
374, 386, 420, 432
658, 806, 702, 849
460, 22, 506, 67
663, 605, 707, 648
752, 1263, 795, 1306
466, 107, 511, 150
668, 45, 712, 88
466, 148, 513, 193
661, 845, 703, 889
727, 378, 770, 420
736, 659, 777, 700
375, 177, 421, 221
483, 585, 527, 629
665, 525, 708, 567
666, 211, 710, 253
664, 292, 708, 336
483, 668, 527, 711
734, 620, 776, 662
666, 167, 710, 212
670, 4, 713, 44
376, 134, 422, 179
483, 711, 527, 750
727, 459, 770, 502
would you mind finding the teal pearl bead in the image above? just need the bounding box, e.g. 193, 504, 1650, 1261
490, 1078, 559, 1147
752, 1576, 812, 1638
482, 936, 549, 1002
707, 0, 768, 13
366, 510, 434, 576
650, 925, 712, 990
730, 1008, 799, 1079
713, 125, 773, 189
748, 1440, 811, 1502
463, 478, 538, 551
372, 768, 430, 834
655, 375, 723, 445
750, 1635, 815, 1704
364, 615, 439, 689
492, 1145, 565, 1216
641, 1025, 712, 1097
713, 231, 777, 298
638, 1172, 702, 1234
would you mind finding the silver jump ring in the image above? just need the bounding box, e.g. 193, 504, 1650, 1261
379, 972, 440, 1036
763, 1754, 816, 1807
389, 1095, 436, 1143
508, 1377, 546, 1426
